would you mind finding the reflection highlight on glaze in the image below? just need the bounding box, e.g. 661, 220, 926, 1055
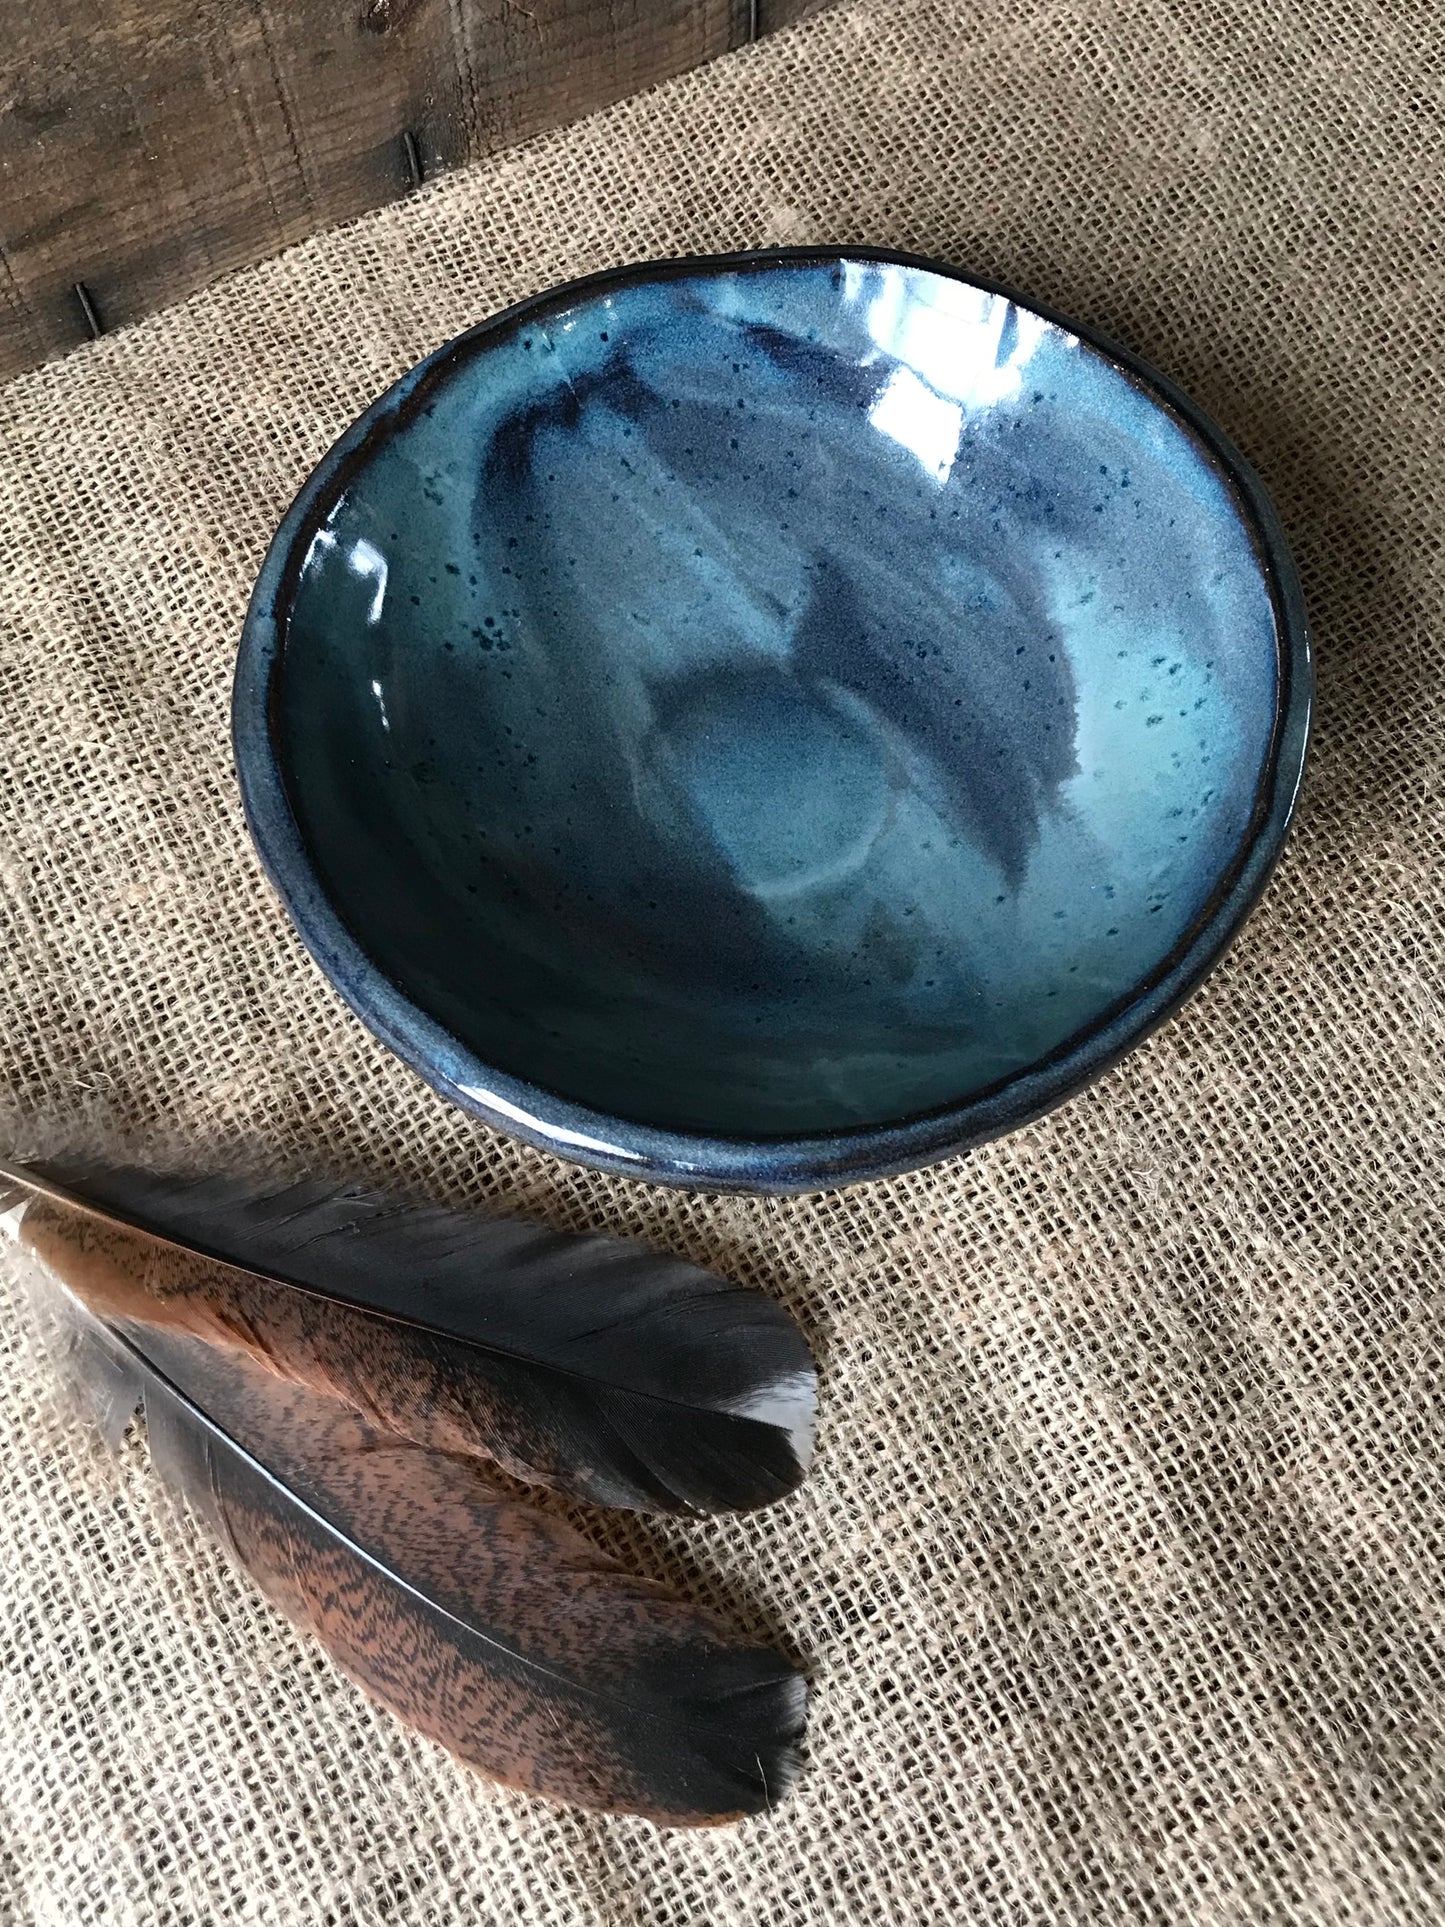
868, 365, 963, 481
847, 263, 1053, 411
459, 1084, 646, 1162
348, 538, 389, 625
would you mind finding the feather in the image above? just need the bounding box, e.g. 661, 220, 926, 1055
5, 1218, 807, 1823
0, 1159, 815, 1515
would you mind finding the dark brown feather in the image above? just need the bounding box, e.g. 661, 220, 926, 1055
0, 1160, 816, 1515
13, 1199, 557, 1475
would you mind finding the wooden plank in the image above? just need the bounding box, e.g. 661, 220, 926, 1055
0, 0, 834, 382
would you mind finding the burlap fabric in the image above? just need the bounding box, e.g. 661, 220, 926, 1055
1, 0, 1442, 1919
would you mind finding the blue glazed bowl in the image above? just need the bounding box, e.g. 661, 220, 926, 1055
235, 249, 1311, 1193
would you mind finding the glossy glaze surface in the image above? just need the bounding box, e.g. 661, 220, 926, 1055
237, 251, 1309, 1189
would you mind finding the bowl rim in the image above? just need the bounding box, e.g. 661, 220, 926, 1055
234, 244, 1313, 1194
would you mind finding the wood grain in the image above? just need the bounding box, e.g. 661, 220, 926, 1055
0, 0, 833, 382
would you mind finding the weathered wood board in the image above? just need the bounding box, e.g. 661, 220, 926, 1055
0, 0, 831, 381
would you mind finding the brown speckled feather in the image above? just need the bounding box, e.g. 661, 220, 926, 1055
7, 1216, 808, 1824
0, 1159, 816, 1515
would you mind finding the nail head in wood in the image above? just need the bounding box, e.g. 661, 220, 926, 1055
72, 283, 103, 340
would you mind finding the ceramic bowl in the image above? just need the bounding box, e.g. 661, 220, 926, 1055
235, 249, 1311, 1192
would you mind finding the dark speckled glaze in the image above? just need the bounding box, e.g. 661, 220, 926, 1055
234, 249, 1311, 1192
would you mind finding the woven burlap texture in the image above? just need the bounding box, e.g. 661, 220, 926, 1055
2, 0, 1442, 1920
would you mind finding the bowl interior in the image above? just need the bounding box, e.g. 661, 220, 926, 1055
271, 258, 1282, 1140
